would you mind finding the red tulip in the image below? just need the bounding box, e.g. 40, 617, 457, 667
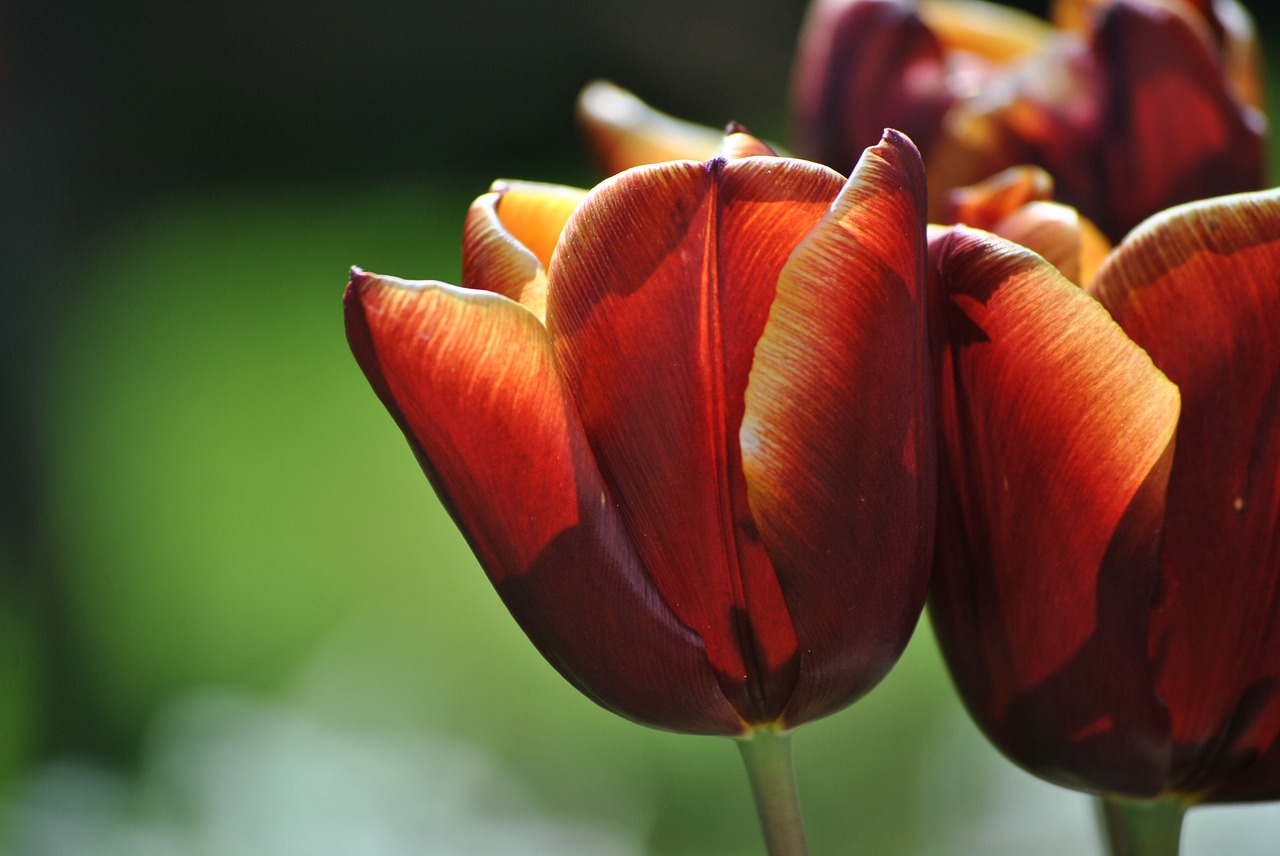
928, 186, 1280, 803
344, 130, 934, 736
792, 0, 1266, 241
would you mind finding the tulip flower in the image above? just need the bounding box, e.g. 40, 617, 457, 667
791, 0, 1266, 240
928, 187, 1280, 854
345, 129, 933, 854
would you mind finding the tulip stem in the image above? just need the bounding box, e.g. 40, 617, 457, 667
736, 728, 809, 856
1097, 795, 1186, 856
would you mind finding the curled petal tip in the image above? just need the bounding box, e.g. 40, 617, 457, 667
348, 265, 366, 282
880, 127, 906, 146
875, 128, 923, 160
725, 120, 750, 135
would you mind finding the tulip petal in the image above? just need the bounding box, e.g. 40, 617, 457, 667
993, 200, 1113, 286
929, 227, 1181, 795
344, 271, 742, 734
1091, 0, 1264, 240
717, 125, 780, 160
1052, 0, 1264, 106
576, 81, 725, 176
945, 165, 1055, 228
461, 181, 586, 323
791, 0, 952, 171
546, 157, 845, 724
943, 165, 1110, 285
1088, 189, 1280, 800
740, 130, 932, 727
918, 0, 1054, 63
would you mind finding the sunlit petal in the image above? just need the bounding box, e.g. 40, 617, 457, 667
741, 131, 932, 727
344, 271, 741, 733
461, 181, 586, 322
929, 226, 1180, 795
919, 0, 1054, 62
546, 157, 845, 723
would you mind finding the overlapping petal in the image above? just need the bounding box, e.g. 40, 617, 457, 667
742, 130, 932, 726
1088, 188, 1280, 801
344, 272, 741, 734
546, 154, 846, 723
928, 226, 1181, 795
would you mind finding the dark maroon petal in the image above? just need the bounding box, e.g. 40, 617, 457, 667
344, 271, 742, 734
929, 226, 1180, 796
741, 131, 933, 727
1091, 0, 1265, 240
1088, 189, 1280, 801
791, 0, 952, 172
546, 157, 845, 724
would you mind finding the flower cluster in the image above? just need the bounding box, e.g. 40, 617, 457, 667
345, 1, 1277, 852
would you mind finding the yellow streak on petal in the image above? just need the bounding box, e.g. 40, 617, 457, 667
492, 180, 587, 273
920, 0, 1054, 63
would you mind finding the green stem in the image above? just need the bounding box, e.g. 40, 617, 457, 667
1097, 795, 1186, 856
736, 728, 809, 856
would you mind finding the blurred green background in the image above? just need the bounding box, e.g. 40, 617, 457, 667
3, 1, 1280, 853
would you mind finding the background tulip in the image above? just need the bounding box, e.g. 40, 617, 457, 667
928, 188, 1280, 853
346, 131, 933, 854
792, 0, 1267, 241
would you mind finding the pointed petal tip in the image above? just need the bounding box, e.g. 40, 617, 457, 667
873, 128, 923, 162
345, 266, 375, 307
880, 127, 910, 148
725, 120, 749, 135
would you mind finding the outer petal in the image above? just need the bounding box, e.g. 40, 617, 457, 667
546, 156, 845, 725
1088, 189, 1280, 801
344, 271, 741, 734
461, 180, 586, 323
576, 81, 725, 176
928, 227, 1181, 796
741, 131, 932, 727
1090, 0, 1264, 241
791, 0, 952, 172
